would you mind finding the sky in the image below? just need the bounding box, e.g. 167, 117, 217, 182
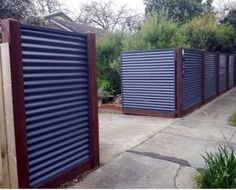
59, 0, 236, 18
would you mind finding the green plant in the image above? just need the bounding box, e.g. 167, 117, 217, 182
98, 88, 110, 103
96, 33, 122, 94
196, 145, 236, 188
97, 79, 113, 93
229, 111, 236, 127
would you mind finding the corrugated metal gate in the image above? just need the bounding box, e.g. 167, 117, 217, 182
182, 49, 203, 112
219, 54, 227, 93
229, 55, 235, 89
204, 52, 217, 100
121, 49, 176, 117
1, 19, 99, 188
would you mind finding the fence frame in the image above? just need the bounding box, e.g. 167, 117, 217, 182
1, 19, 99, 188
176, 47, 183, 117
122, 47, 235, 118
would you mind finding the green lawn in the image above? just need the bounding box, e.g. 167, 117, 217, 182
229, 111, 236, 127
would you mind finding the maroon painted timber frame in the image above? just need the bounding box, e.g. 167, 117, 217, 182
176, 47, 183, 117
226, 54, 230, 90
1, 18, 30, 188
201, 50, 205, 104
123, 108, 176, 118
235, 55, 236, 86
1, 19, 99, 188
216, 52, 220, 95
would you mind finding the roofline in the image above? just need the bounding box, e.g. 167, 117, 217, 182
43, 11, 74, 22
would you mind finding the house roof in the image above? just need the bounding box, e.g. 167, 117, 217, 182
42, 11, 104, 38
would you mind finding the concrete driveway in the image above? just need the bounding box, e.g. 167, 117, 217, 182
71, 89, 236, 188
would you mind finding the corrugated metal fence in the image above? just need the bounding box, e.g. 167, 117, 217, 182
182, 49, 202, 113
121, 48, 236, 118
0, 19, 99, 188
204, 52, 217, 101
121, 49, 176, 117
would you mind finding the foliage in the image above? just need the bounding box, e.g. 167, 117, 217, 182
216, 24, 236, 52
97, 79, 113, 92
144, 0, 213, 23
96, 33, 122, 94
180, 13, 218, 50
196, 145, 236, 188
98, 88, 110, 103
229, 110, 236, 127
97, 11, 236, 94
180, 13, 235, 51
0, 0, 31, 19
122, 12, 189, 50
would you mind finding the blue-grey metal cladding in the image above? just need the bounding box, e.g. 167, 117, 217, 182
121, 49, 176, 113
21, 25, 90, 187
229, 55, 234, 88
182, 49, 203, 110
204, 52, 217, 99
219, 54, 227, 93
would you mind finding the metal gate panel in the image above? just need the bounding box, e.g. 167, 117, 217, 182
182, 49, 203, 111
21, 25, 91, 187
229, 55, 234, 88
204, 52, 217, 99
121, 49, 176, 115
219, 54, 227, 93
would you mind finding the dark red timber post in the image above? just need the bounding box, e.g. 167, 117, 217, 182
1, 19, 30, 188
176, 47, 183, 117
226, 53, 229, 90
201, 50, 205, 104
235, 55, 236, 86
216, 52, 220, 95
87, 33, 99, 168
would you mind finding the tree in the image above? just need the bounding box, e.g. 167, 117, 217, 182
29, 0, 69, 16
122, 12, 188, 50
144, 0, 213, 23
76, 0, 143, 32
181, 13, 235, 51
0, 0, 31, 20
214, 0, 236, 21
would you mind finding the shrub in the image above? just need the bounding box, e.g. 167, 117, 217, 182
97, 78, 113, 93
122, 12, 188, 50
96, 33, 122, 95
196, 145, 236, 188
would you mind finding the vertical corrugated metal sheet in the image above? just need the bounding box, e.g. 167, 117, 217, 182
121, 49, 176, 113
229, 55, 234, 88
219, 54, 227, 93
204, 52, 217, 99
182, 49, 203, 110
21, 25, 90, 187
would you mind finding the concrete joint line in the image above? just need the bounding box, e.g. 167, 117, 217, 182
126, 150, 191, 167
163, 131, 236, 147
129, 120, 177, 151
174, 164, 182, 189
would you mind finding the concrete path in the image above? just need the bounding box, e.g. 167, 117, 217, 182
71, 89, 236, 189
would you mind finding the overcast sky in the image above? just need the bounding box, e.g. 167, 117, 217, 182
59, 0, 236, 17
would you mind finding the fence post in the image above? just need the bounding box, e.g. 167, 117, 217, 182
1, 19, 29, 188
226, 54, 229, 90
176, 47, 183, 117
216, 52, 220, 95
87, 33, 99, 168
235, 55, 236, 86
201, 50, 205, 104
